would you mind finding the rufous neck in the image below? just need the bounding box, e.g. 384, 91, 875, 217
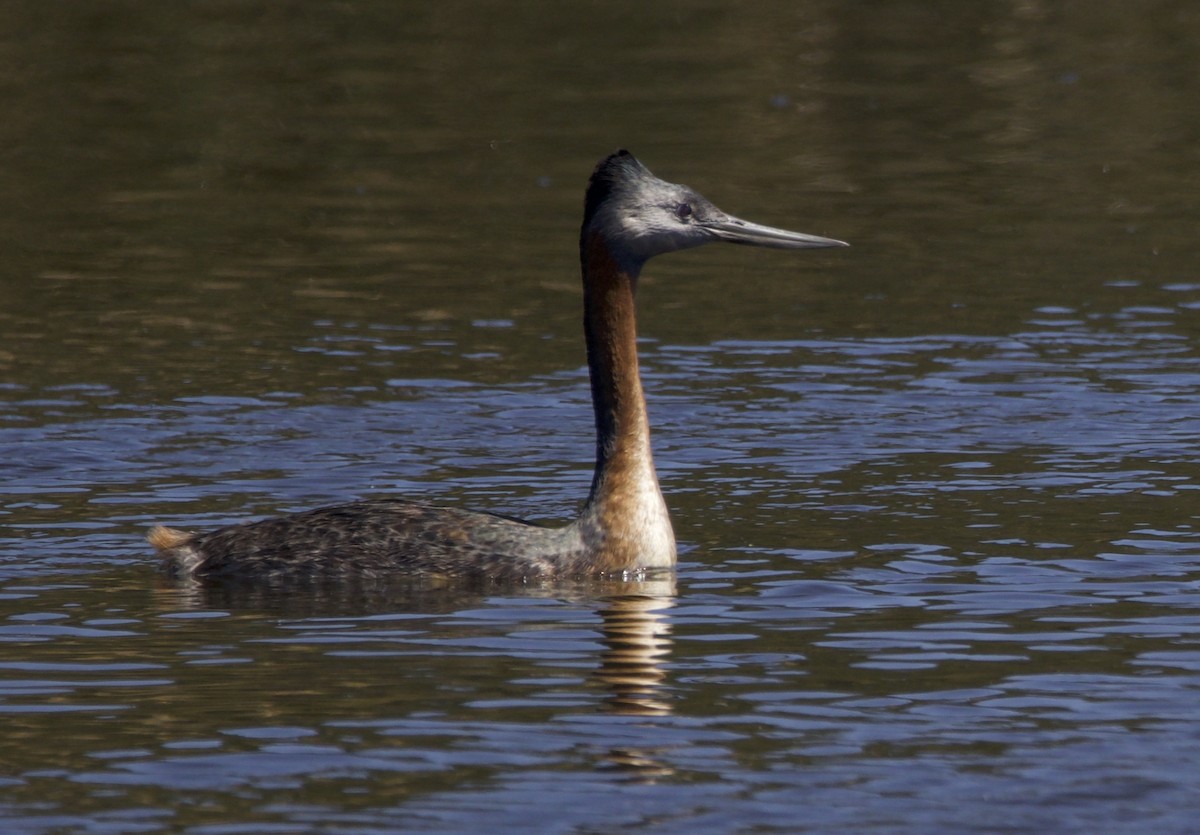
580, 231, 656, 505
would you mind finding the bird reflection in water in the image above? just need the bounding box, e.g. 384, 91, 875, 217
154, 572, 681, 778
595, 582, 675, 717
591, 576, 678, 782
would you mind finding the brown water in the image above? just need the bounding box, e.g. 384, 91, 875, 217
3, 2, 1200, 832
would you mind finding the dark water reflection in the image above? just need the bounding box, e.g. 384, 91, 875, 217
4, 0, 1200, 832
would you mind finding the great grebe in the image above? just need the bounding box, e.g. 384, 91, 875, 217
151, 150, 846, 581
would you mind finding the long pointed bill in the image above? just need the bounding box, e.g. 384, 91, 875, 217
705, 215, 848, 250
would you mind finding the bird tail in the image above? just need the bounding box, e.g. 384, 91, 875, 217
148, 525, 193, 552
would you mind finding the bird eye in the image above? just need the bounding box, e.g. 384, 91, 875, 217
674, 203, 693, 221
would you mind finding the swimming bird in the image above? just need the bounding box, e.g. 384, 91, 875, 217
150, 150, 846, 582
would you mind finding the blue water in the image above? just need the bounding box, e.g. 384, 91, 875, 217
4, 319, 1200, 832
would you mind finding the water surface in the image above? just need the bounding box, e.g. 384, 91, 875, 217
2, 2, 1200, 832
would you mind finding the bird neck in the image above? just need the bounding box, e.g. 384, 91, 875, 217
577, 231, 675, 570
